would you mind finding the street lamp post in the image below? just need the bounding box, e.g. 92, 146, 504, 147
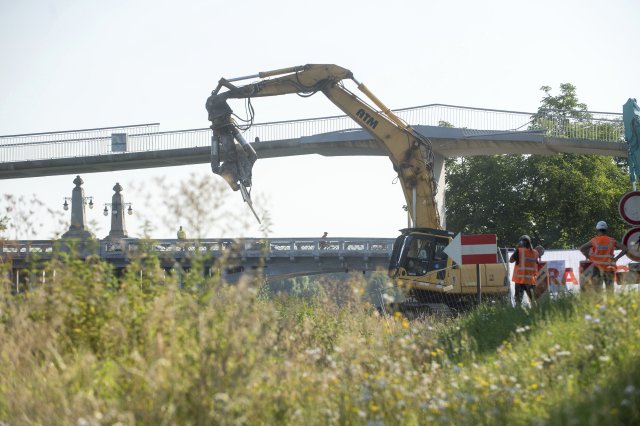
61, 175, 95, 240
104, 182, 133, 241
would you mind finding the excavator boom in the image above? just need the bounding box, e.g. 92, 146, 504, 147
205, 64, 440, 229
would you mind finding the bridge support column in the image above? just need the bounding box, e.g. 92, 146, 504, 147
433, 152, 446, 228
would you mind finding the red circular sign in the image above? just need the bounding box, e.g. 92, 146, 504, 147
623, 228, 640, 261
619, 191, 640, 225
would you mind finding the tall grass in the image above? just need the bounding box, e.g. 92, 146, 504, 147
0, 252, 639, 425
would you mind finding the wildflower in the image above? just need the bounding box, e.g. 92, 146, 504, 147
214, 392, 230, 403
556, 351, 571, 357
369, 403, 380, 412
624, 385, 636, 394
593, 318, 601, 324
529, 383, 539, 390
598, 355, 611, 362
584, 314, 593, 322
584, 344, 594, 351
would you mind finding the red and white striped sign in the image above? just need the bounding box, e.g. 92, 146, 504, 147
444, 233, 497, 265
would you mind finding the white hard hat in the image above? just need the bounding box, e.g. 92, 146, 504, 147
596, 220, 608, 230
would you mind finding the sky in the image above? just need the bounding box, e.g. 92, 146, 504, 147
1, 0, 639, 241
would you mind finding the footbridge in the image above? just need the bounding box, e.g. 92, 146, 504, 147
0, 103, 625, 179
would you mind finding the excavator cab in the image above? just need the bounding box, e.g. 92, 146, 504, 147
389, 228, 455, 282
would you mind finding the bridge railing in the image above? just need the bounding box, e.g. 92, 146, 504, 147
0, 104, 624, 163
1, 237, 396, 261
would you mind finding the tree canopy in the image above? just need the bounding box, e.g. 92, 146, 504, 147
445, 84, 629, 249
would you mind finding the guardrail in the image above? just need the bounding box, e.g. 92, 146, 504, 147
0, 104, 624, 163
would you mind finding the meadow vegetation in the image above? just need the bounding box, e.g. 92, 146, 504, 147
0, 251, 639, 425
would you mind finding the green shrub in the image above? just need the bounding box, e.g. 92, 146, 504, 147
1, 252, 639, 425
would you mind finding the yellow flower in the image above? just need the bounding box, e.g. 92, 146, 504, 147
529, 383, 539, 390
402, 319, 410, 328
370, 403, 380, 412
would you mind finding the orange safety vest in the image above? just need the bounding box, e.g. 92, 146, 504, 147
589, 235, 615, 271
512, 247, 538, 285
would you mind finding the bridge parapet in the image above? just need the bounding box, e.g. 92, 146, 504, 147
1, 237, 395, 262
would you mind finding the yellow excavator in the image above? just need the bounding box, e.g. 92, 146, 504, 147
206, 64, 508, 311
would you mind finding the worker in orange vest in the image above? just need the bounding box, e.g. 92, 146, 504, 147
579, 221, 627, 293
510, 235, 539, 307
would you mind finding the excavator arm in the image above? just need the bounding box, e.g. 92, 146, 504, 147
205, 64, 440, 229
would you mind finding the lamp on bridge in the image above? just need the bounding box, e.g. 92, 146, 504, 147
64, 196, 93, 211
103, 203, 132, 216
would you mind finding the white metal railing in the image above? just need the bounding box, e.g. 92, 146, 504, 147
0, 123, 159, 145
0, 104, 624, 163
